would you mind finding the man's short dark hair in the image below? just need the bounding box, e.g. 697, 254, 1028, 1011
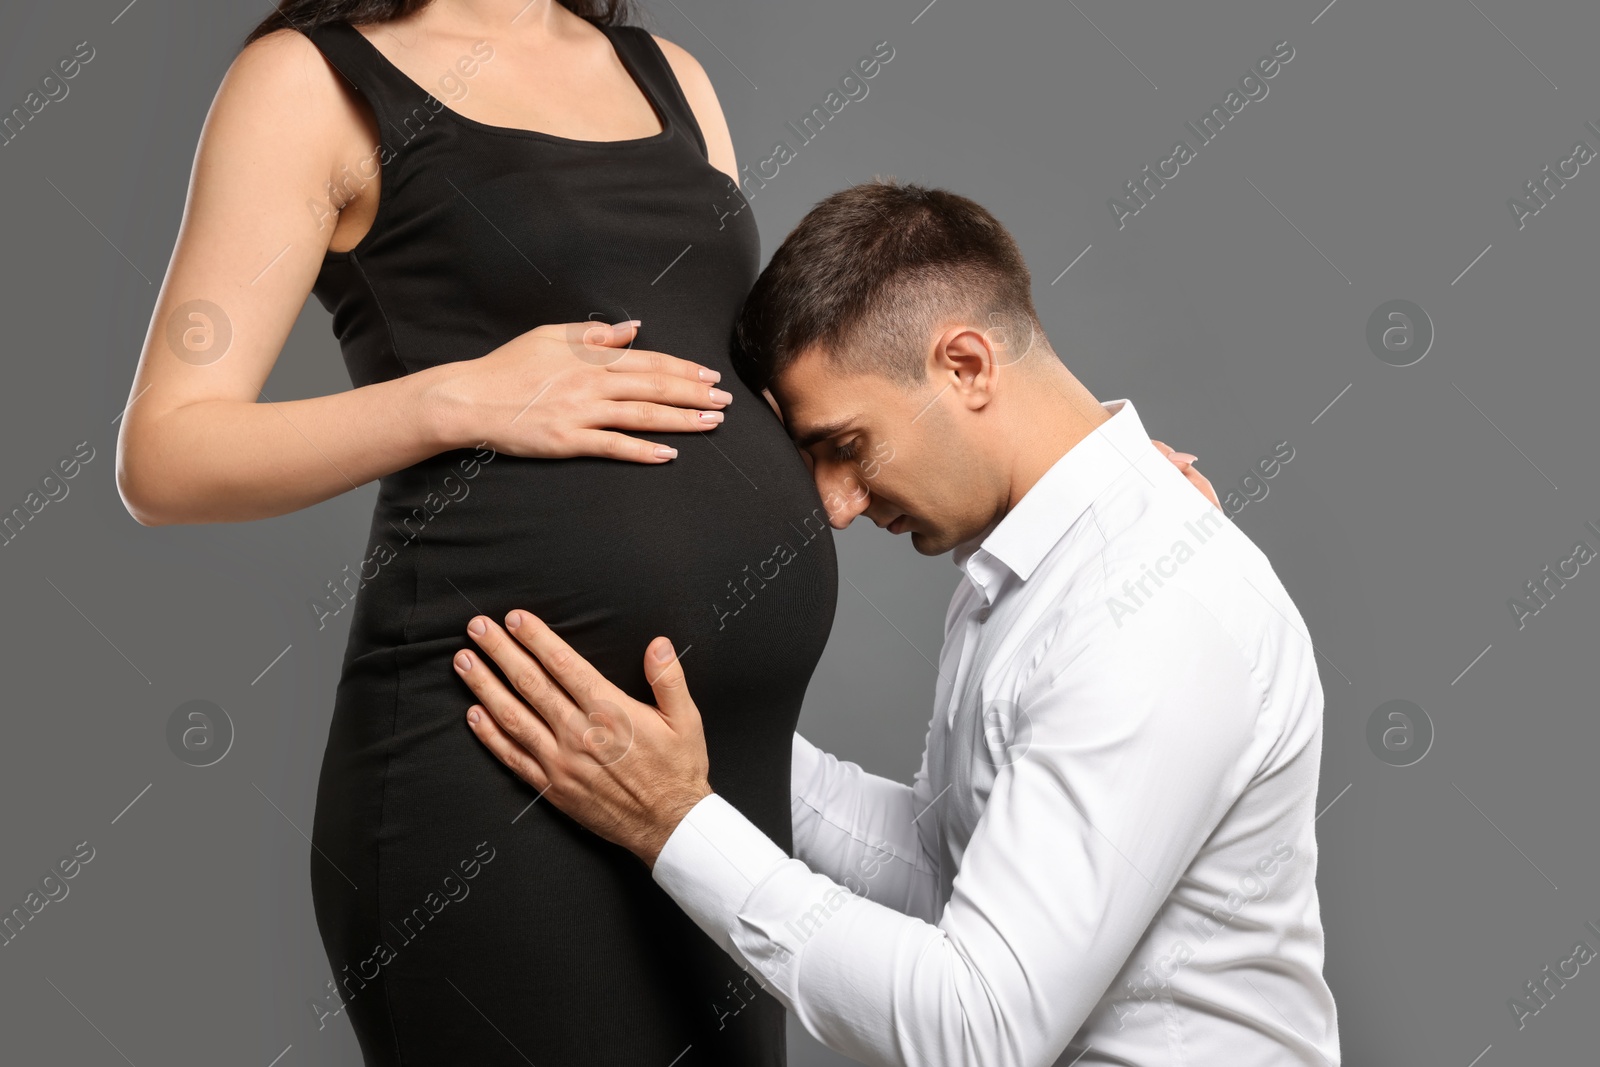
734, 179, 1040, 394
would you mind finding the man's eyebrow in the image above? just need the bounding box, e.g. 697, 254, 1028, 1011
791, 416, 860, 450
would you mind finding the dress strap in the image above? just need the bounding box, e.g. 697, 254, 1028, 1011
301, 20, 444, 147
598, 22, 710, 159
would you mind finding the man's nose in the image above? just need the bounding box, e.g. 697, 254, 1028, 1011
817, 465, 871, 529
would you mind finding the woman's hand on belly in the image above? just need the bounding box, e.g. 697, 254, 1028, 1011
419, 320, 736, 464
453, 610, 712, 869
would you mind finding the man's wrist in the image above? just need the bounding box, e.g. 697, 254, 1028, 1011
641, 782, 715, 869
649, 790, 795, 962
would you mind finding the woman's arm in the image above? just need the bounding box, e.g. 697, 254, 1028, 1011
118, 30, 731, 527
115, 29, 452, 525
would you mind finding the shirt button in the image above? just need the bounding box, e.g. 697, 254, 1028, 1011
976, 606, 991, 623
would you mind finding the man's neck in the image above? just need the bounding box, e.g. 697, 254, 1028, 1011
1002, 369, 1109, 512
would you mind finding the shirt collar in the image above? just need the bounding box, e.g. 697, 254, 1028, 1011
951, 399, 1152, 601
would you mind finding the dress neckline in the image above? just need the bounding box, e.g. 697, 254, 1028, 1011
338, 19, 675, 148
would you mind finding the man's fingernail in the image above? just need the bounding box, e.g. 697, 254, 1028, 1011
654, 639, 675, 662
468, 617, 487, 636
506, 611, 522, 629
455, 652, 473, 671
468, 707, 481, 724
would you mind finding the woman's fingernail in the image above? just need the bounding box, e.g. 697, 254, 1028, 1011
615, 319, 641, 329
655, 446, 678, 459
1167, 452, 1198, 465
468, 617, 487, 636
455, 652, 473, 672
698, 367, 723, 383
699, 410, 723, 423
710, 388, 733, 405
468, 707, 481, 724
506, 611, 522, 629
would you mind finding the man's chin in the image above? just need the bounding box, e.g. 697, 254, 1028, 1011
907, 529, 945, 556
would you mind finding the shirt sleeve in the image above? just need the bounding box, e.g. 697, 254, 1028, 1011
651, 591, 1263, 1067
790, 731, 941, 922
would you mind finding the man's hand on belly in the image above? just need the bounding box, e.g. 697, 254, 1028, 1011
453, 611, 713, 869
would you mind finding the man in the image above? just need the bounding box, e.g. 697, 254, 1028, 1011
450, 181, 1341, 1066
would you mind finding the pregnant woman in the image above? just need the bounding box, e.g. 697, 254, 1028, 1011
116, 1, 1210, 1063
117, 1, 834, 1062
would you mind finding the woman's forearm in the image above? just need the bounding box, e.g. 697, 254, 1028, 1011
117, 363, 461, 526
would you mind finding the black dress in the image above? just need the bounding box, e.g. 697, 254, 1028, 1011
301, 19, 837, 1066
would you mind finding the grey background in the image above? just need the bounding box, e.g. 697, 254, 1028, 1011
1, 0, 1595, 1063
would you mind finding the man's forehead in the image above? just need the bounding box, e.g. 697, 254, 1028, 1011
771, 344, 834, 392
772, 351, 859, 441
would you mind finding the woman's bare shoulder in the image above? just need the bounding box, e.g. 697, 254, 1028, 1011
212, 27, 372, 165
649, 33, 738, 179
228, 26, 341, 101
649, 33, 719, 106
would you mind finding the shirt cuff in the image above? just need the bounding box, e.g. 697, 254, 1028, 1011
791, 732, 823, 799
651, 791, 791, 956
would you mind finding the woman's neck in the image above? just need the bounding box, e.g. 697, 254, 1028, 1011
427, 0, 571, 35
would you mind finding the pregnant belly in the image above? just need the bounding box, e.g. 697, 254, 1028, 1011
341, 427, 839, 748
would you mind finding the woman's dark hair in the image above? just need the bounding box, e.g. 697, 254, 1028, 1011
735, 179, 1040, 394
244, 0, 638, 47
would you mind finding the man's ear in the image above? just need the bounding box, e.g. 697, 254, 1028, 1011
761, 387, 784, 424
933, 326, 1000, 409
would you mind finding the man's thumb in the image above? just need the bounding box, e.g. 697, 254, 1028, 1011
645, 637, 694, 719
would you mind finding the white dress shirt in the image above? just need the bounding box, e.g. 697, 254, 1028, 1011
652, 398, 1341, 1066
